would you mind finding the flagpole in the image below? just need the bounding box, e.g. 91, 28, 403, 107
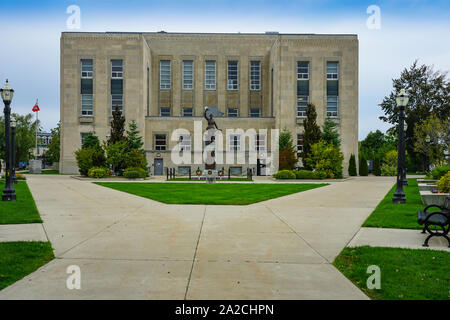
35, 99, 38, 158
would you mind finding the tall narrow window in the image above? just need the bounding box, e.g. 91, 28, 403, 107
227, 61, 238, 90
255, 133, 266, 152
229, 134, 241, 151
81, 59, 93, 78
111, 60, 123, 78
182, 60, 193, 90
250, 61, 261, 90
205, 61, 216, 90
179, 134, 192, 152
81, 94, 93, 116
160, 60, 171, 89
297, 134, 303, 158
155, 134, 167, 151
111, 75, 123, 114
297, 61, 309, 118
81, 59, 94, 116
326, 62, 339, 117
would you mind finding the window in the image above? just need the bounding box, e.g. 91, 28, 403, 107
81, 59, 93, 78
182, 108, 193, 117
81, 94, 93, 116
160, 107, 171, 116
155, 134, 167, 151
297, 134, 303, 158
182, 60, 193, 90
229, 134, 241, 151
111, 60, 123, 78
160, 60, 171, 89
297, 61, 309, 80
227, 108, 238, 117
205, 61, 216, 90
227, 61, 238, 90
297, 96, 308, 117
230, 166, 242, 175
250, 61, 261, 90
326, 96, 338, 117
250, 108, 261, 118
255, 133, 266, 152
81, 133, 89, 145
179, 134, 192, 152
326, 62, 339, 79
111, 94, 123, 114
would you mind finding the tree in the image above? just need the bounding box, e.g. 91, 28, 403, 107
43, 122, 60, 164
373, 158, 382, 176
413, 114, 449, 166
348, 154, 357, 176
126, 120, 144, 151
302, 103, 321, 169
75, 147, 106, 176
278, 129, 297, 170
82, 132, 100, 149
105, 140, 127, 174
379, 61, 450, 171
304, 141, 343, 178
359, 155, 369, 176
321, 117, 340, 148
108, 105, 126, 144
359, 130, 397, 161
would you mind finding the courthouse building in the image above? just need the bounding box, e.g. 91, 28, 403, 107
59, 31, 358, 175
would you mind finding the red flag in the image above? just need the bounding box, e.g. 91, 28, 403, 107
32, 100, 40, 112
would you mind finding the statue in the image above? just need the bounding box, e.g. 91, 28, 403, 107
203, 107, 221, 178
203, 107, 222, 131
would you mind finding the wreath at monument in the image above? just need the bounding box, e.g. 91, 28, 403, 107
195, 168, 202, 176
218, 169, 224, 177
207, 170, 213, 176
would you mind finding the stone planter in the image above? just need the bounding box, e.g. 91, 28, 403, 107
417, 179, 438, 184
418, 183, 438, 192
419, 190, 450, 206
29, 159, 42, 174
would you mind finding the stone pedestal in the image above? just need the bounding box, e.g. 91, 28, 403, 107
29, 160, 42, 174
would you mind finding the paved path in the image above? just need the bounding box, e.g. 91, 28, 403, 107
0, 175, 395, 300
0, 224, 48, 242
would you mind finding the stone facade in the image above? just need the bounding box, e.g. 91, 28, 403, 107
60, 32, 358, 176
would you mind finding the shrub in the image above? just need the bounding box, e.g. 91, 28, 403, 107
428, 164, 450, 180
359, 155, 369, 176
373, 158, 381, 176
348, 154, 357, 176
295, 170, 314, 179
381, 164, 397, 176
105, 141, 127, 175
88, 167, 108, 179
123, 167, 147, 179
124, 149, 147, 169
436, 171, 450, 193
383, 150, 398, 166
75, 147, 106, 176
313, 171, 327, 179
304, 141, 343, 178
273, 170, 296, 180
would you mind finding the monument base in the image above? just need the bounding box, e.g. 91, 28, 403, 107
29, 160, 42, 174
203, 169, 217, 184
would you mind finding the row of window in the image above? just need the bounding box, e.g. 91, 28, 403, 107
159, 107, 261, 117
160, 60, 261, 91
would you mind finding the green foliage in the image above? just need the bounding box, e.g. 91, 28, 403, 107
105, 140, 127, 174
302, 103, 321, 169
278, 129, 297, 170
126, 120, 144, 151
124, 149, 147, 169
428, 164, 450, 180
75, 147, 106, 176
359, 130, 397, 161
123, 167, 147, 179
359, 155, 369, 176
348, 154, 357, 176
383, 150, 398, 166
295, 170, 314, 179
321, 117, 340, 148
373, 158, 382, 176
108, 105, 126, 144
82, 132, 100, 149
436, 171, 450, 193
273, 170, 296, 180
88, 167, 109, 179
43, 122, 60, 164
381, 164, 397, 176
304, 141, 343, 178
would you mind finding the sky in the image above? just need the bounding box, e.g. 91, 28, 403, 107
0, 0, 449, 139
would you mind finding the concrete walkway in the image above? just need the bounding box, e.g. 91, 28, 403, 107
0, 224, 48, 242
0, 175, 396, 300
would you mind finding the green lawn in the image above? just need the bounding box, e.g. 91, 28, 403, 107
20, 169, 59, 175
0, 242, 54, 290
334, 246, 450, 300
95, 182, 327, 205
0, 180, 42, 224
362, 178, 431, 229
168, 178, 252, 182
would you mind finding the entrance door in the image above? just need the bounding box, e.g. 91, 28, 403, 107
257, 159, 266, 176
154, 158, 163, 175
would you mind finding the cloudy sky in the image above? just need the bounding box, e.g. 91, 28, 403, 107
0, 0, 449, 139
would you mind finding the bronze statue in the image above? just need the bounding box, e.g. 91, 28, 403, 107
204, 107, 222, 131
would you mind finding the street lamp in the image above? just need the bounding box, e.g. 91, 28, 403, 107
401, 120, 408, 186
1, 80, 16, 201
425, 135, 431, 172
11, 116, 18, 184
392, 88, 409, 204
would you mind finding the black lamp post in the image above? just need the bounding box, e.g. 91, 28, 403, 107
392, 88, 409, 204
425, 135, 431, 172
11, 117, 18, 184
1, 80, 16, 201
401, 121, 408, 186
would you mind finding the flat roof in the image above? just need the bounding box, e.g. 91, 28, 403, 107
61, 31, 357, 37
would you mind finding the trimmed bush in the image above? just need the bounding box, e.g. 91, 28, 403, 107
295, 170, 314, 179
436, 171, 450, 193
381, 164, 397, 176
313, 171, 327, 179
428, 164, 450, 180
359, 155, 369, 176
88, 167, 108, 179
373, 158, 381, 176
124, 149, 147, 169
75, 147, 106, 176
123, 167, 147, 179
273, 170, 296, 180
348, 154, 357, 176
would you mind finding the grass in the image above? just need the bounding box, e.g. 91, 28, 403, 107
0, 242, 54, 290
333, 246, 450, 300
0, 180, 42, 224
20, 169, 59, 175
95, 182, 327, 205
167, 178, 252, 182
362, 178, 433, 230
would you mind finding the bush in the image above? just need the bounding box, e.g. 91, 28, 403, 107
381, 164, 397, 176
383, 150, 398, 166
373, 158, 381, 176
124, 149, 147, 169
105, 141, 127, 175
348, 154, 357, 176
359, 155, 369, 176
313, 171, 327, 179
295, 170, 314, 179
75, 147, 106, 176
88, 167, 109, 179
304, 141, 343, 178
436, 171, 450, 193
428, 164, 450, 180
123, 167, 147, 179
273, 170, 296, 180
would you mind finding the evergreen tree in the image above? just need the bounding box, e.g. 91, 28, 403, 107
126, 120, 144, 151
108, 105, 126, 144
322, 117, 340, 148
348, 154, 357, 176
373, 158, 382, 176
82, 132, 100, 149
302, 103, 321, 169
359, 155, 369, 176
278, 129, 297, 170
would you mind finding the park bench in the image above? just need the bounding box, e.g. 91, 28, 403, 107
417, 195, 450, 247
